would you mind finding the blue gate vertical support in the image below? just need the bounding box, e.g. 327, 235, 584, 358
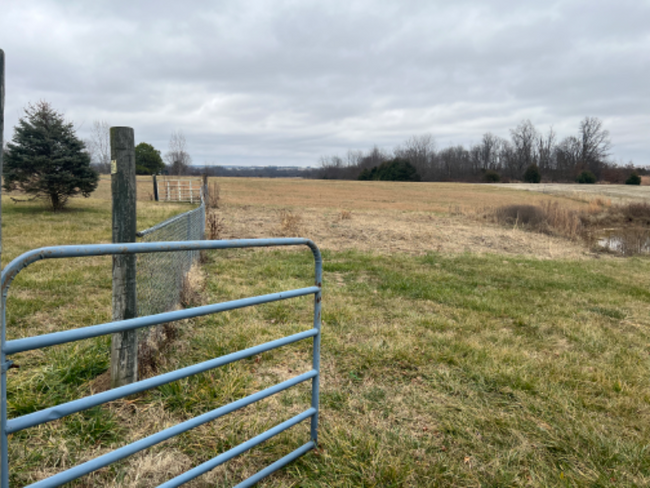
311, 248, 323, 445
1, 295, 7, 488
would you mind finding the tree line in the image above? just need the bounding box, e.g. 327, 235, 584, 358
86, 121, 192, 176
317, 117, 645, 183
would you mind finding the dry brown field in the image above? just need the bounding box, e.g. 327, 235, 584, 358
112, 177, 598, 259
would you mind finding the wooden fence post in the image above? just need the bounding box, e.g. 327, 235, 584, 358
110, 126, 138, 388
202, 174, 208, 205
0, 50, 5, 267
0, 49, 5, 488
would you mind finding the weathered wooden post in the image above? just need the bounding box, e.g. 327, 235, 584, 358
202, 173, 208, 205
110, 127, 138, 388
0, 49, 5, 264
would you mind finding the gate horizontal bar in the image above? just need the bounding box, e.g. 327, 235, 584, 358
25, 371, 317, 488
5, 286, 319, 355
7, 328, 318, 434
234, 441, 316, 488
1, 238, 321, 293
160, 409, 317, 488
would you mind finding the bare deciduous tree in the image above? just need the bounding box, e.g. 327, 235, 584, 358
165, 130, 192, 175
537, 127, 556, 175
509, 120, 539, 177
579, 116, 611, 178
86, 120, 111, 174
556, 135, 581, 179
396, 134, 436, 180
478, 132, 503, 171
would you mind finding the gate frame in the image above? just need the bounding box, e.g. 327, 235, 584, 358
0, 238, 322, 488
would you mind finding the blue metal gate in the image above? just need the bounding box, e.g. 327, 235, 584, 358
0, 238, 322, 487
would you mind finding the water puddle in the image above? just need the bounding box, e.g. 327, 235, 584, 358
594, 228, 650, 255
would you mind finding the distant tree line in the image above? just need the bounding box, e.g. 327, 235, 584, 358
86, 123, 192, 176
317, 117, 646, 184
85, 125, 317, 179
193, 165, 316, 178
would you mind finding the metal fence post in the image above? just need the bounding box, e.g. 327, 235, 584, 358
0, 48, 8, 488
153, 174, 159, 202
110, 127, 138, 388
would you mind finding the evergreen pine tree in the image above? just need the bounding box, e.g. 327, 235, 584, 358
3, 101, 99, 210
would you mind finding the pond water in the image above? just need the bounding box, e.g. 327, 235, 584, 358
595, 228, 650, 255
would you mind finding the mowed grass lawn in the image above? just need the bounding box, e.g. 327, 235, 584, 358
2, 184, 650, 487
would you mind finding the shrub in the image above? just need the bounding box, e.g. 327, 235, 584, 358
625, 172, 641, 185
358, 158, 420, 182
485, 170, 500, 183
523, 164, 541, 184
576, 170, 597, 184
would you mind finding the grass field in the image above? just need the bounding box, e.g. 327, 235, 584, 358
2, 179, 650, 487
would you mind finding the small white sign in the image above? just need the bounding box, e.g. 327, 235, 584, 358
111, 160, 117, 174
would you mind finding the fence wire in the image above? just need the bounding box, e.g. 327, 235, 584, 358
136, 197, 205, 321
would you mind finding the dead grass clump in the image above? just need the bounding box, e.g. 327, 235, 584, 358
491, 203, 583, 240
494, 205, 545, 227
622, 202, 650, 224
206, 210, 225, 240
338, 210, 353, 220
138, 322, 179, 378
587, 197, 611, 213
274, 209, 303, 237
180, 264, 206, 308
582, 202, 650, 228
539, 201, 582, 240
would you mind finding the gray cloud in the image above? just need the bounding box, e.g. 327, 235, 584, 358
1, 0, 649, 166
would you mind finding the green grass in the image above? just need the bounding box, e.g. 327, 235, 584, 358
2, 196, 650, 486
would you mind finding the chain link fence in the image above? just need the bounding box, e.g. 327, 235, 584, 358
136, 197, 206, 318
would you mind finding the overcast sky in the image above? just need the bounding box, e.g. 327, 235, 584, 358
1, 0, 649, 167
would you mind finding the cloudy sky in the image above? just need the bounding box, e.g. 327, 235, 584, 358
1, 0, 649, 167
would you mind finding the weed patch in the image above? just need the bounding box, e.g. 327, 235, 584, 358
273, 209, 303, 237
